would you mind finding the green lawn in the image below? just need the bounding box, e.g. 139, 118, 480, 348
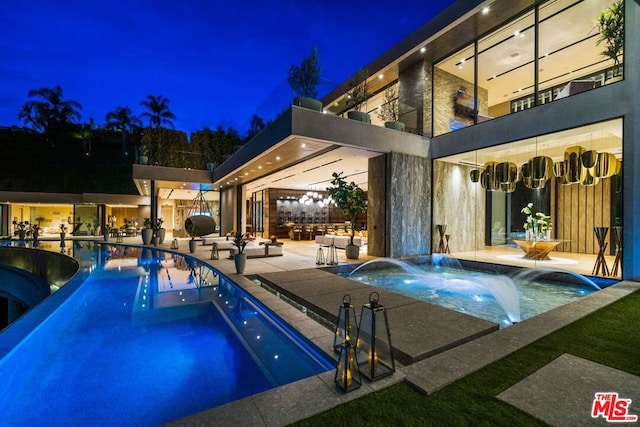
295, 289, 640, 426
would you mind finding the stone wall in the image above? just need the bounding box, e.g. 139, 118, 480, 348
432, 161, 485, 253
367, 154, 387, 257
388, 152, 431, 257
433, 68, 489, 136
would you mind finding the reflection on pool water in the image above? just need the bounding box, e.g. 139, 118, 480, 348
0, 243, 333, 426
346, 260, 599, 327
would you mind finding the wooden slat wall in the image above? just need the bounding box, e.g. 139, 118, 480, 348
555, 177, 611, 254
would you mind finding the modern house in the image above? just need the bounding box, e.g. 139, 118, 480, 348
2, 0, 638, 281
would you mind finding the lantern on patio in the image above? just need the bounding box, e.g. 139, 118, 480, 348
334, 338, 361, 393
333, 294, 357, 352
210, 242, 219, 260
326, 244, 338, 266
315, 246, 325, 265
356, 292, 395, 381
170, 238, 179, 249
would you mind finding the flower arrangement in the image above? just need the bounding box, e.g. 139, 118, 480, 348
521, 203, 552, 236
13, 220, 29, 231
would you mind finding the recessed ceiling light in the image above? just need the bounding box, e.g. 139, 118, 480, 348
276, 156, 281, 161
334, 102, 339, 106
514, 30, 520, 36
420, 47, 426, 53
301, 143, 306, 148
482, 7, 490, 14
258, 165, 263, 169
244, 172, 249, 176
378, 74, 383, 79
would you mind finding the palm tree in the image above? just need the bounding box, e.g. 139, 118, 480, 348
18, 85, 82, 145
140, 95, 176, 129
105, 106, 142, 154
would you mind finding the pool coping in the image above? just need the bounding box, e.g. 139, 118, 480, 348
167, 263, 640, 426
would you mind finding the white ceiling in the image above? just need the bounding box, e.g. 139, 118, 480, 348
243, 146, 380, 196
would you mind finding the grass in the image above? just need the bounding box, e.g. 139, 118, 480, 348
294, 289, 640, 426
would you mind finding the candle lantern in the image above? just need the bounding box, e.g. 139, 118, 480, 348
210, 243, 219, 260
326, 244, 338, 265
333, 294, 357, 352
334, 338, 361, 392
315, 246, 325, 264
356, 292, 395, 381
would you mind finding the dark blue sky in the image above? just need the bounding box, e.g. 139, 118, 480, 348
1, 0, 455, 134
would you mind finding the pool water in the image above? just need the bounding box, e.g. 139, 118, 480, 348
0, 244, 333, 426
346, 263, 598, 327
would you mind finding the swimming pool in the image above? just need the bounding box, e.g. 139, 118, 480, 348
345, 258, 600, 327
0, 243, 333, 426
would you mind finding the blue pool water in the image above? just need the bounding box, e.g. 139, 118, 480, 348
346, 260, 599, 327
0, 243, 333, 426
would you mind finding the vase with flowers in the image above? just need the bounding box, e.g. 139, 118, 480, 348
521, 203, 553, 240
60, 223, 68, 241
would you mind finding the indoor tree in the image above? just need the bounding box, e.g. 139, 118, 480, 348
326, 171, 368, 259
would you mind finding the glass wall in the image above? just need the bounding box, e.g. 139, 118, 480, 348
433, 0, 624, 136
433, 44, 476, 135
432, 118, 623, 278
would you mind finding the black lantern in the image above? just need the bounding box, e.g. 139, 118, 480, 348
334, 338, 361, 392
210, 242, 219, 260
333, 294, 357, 352
356, 292, 395, 381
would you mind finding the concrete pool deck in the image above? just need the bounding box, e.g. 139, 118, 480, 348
156, 238, 640, 426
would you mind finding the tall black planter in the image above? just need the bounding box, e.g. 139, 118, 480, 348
141, 228, 153, 245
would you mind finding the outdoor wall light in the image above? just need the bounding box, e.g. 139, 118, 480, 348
334, 338, 361, 393
356, 292, 395, 381
333, 294, 357, 352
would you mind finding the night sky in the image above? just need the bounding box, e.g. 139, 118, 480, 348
1, 0, 455, 134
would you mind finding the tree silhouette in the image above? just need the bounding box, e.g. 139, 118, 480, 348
140, 95, 176, 129
105, 106, 142, 154
246, 114, 266, 141
18, 85, 82, 145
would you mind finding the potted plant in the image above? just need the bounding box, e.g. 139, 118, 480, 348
30, 224, 40, 243
188, 224, 198, 253
594, 0, 624, 83
326, 172, 368, 259
232, 233, 249, 274
60, 223, 68, 241
141, 218, 153, 245
346, 69, 371, 123
154, 218, 166, 245
376, 86, 405, 131
287, 46, 323, 111
138, 144, 149, 165
12, 220, 29, 240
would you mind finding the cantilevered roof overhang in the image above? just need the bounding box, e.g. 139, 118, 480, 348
211, 106, 429, 191
132, 165, 214, 197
